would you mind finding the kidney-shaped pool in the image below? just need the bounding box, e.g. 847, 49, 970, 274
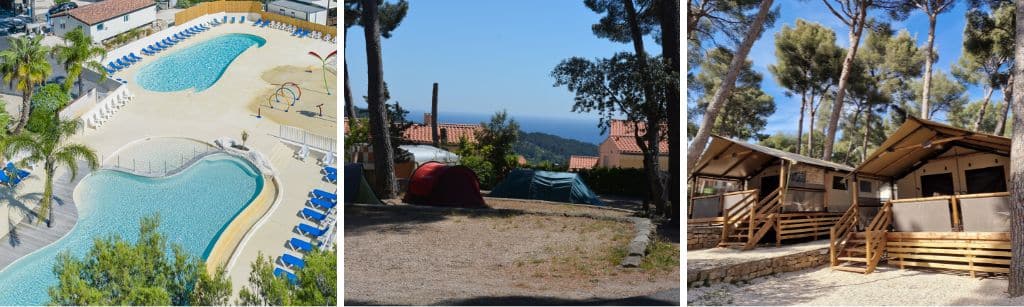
0, 153, 263, 305
135, 33, 266, 92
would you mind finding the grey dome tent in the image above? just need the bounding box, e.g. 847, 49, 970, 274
490, 169, 603, 205
344, 163, 382, 205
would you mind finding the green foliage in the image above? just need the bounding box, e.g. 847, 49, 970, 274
26, 83, 70, 134
906, 70, 967, 119
768, 19, 842, 100
475, 111, 520, 181
0, 35, 52, 134
344, 0, 410, 38
758, 132, 800, 153
513, 131, 597, 166
456, 137, 497, 189
577, 167, 648, 197
691, 47, 775, 140
54, 0, 70, 4
949, 100, 1003, 133
687, 0, 779, 72
48, 215, 231, 305
237, 249, 337, 306
54, 28, 107, 97
343, 117, 369, 162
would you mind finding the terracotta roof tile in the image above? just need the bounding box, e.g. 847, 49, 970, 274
568, 155, 598, 170
403, 123, 480, 144
607, 119, 669, 154
65, 0, 155, 26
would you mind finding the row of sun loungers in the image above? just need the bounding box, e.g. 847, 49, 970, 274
277, 183, 337, 285
251, 18, 336, 44
105, 53, 142, 74
85, 89, 134, 130
140, 24, 210, 57
323, 166, 336, 183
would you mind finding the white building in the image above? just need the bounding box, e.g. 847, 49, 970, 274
51, 0, 157, 44
267, 0, 336, 25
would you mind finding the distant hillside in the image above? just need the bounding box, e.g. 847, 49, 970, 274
350, 107, 599, 164
515, 131, 598, 165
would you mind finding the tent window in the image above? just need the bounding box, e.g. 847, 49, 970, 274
859, 180, 872, 193
832, 176, 847, 190
965, 166, 1007, 194
791, 172, 806, 184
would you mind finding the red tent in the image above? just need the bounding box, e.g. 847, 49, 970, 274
404, 161, 487, 208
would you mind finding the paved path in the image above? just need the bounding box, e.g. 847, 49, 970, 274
0, 162, 91, 271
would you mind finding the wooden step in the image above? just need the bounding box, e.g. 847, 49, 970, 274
728, 234, 749, 238
832, 265, 867, 273
837, 257, 867, 262
847, 239, 866, 244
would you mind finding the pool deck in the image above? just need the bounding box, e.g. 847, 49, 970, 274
0, 21, 336, 295
0, 162, 91, 272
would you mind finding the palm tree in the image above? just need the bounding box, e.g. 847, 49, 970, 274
3, 119, 99, 227
0, 35, 51, 135
53, 28, 108, 97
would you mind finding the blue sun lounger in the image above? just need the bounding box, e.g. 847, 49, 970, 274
0, 171, 15, 186
281, 253, 305, 269
240, 16, 245, 23
273, 267, 298, 285
6, 163, 29, 181
309, 197, 336, 211
288, 237, 315, 252
222, 16, 227, 24
129, 53, 142, 61
260, 20, 269, 27
312, 189, 336, 202
105, 66, 116, 74
115, 59, 129, 68
252, 18, 262, 26
297, 223, 329, 237
121, 55, 135, 64
323, 166, 337, 174
301, 208, 327, 222
324, 172, 336, 183
231, 17, 236, 24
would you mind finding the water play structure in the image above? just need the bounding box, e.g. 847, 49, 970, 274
267, 82, 302, 112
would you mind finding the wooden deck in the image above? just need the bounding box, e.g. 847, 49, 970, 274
0, 162, 91, 271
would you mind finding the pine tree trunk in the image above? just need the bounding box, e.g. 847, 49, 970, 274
343, 31, 356, 119
1007, 1, 1024, 295
623, 0, 665, 215
861, 110, 871, 162
687, 0, 774, 175
797, 92, 807, 155
808, 94, 817, 157
920, 14, 937, 119
658, 0, 680, 222
362, 0, 397, 199
998, 74, 1015, 136
974, 86, 995, 131
823, 4, 868, 161
843, 108, 862, 165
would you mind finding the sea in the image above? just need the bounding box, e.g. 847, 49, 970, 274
403, 109, 606, 145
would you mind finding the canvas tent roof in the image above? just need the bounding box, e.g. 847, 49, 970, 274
692, 135, 854, 179
854, 116, 1010, 178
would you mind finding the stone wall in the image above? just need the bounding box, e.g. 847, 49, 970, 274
686, 247, 829, 287
687, 226, 721, 250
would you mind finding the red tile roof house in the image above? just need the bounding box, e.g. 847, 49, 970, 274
51, 0, 157, 44
568, 155, 598, 171
584, 120, 669, 171
344, 114, 527, 164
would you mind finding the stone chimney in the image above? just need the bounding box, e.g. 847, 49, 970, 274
423, 113, 433, 126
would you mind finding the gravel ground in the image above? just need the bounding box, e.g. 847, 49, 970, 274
482, 197, 635, 219
688, 240, 829, 271
344, 206, 679, 305
687, 265, 1024, 306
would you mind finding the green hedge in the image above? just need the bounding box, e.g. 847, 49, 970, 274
577, 167, 649, 198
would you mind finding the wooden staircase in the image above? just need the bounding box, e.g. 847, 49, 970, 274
719, 187, 785, 250
830, 201, 892, 274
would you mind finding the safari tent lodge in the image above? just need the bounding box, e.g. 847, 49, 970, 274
829, 116, 1011, 276
689, 135, 857, 250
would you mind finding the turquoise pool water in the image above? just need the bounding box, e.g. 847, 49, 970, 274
0, 153, 263, 305
136, 33, 266, 92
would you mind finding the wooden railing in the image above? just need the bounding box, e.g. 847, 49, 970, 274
829, 203, 859, 266
719, 190, 758, 244
886, 232, 1010, 277
175, 1, 337, 37
775, 212, 842, 244
743, 187, 784, 250
863, 201, 892, 273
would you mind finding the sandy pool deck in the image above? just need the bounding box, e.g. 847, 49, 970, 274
56, 22, 336, 298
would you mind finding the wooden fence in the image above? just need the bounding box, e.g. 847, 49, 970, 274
175, 1, 337, 37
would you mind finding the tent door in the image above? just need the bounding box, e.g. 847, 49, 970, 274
760, 175, 780, 199
920, 173, 954, 197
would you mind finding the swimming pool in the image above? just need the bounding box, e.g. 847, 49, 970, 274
0, 153, 263, 305
136, 33, 266, 92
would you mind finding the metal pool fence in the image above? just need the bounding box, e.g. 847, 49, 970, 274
279, 125, 336, 154
103, 142, 222, 177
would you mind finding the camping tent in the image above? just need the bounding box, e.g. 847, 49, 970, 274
490, 169, 603, 206
344, 163, 382, 205
403, 161, 486, 207
399, 145, 459, 166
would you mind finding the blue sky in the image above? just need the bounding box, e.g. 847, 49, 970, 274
345, 0, 659, 121
705, 0, 984, 136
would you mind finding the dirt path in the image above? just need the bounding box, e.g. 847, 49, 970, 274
344, 205, 678, 305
